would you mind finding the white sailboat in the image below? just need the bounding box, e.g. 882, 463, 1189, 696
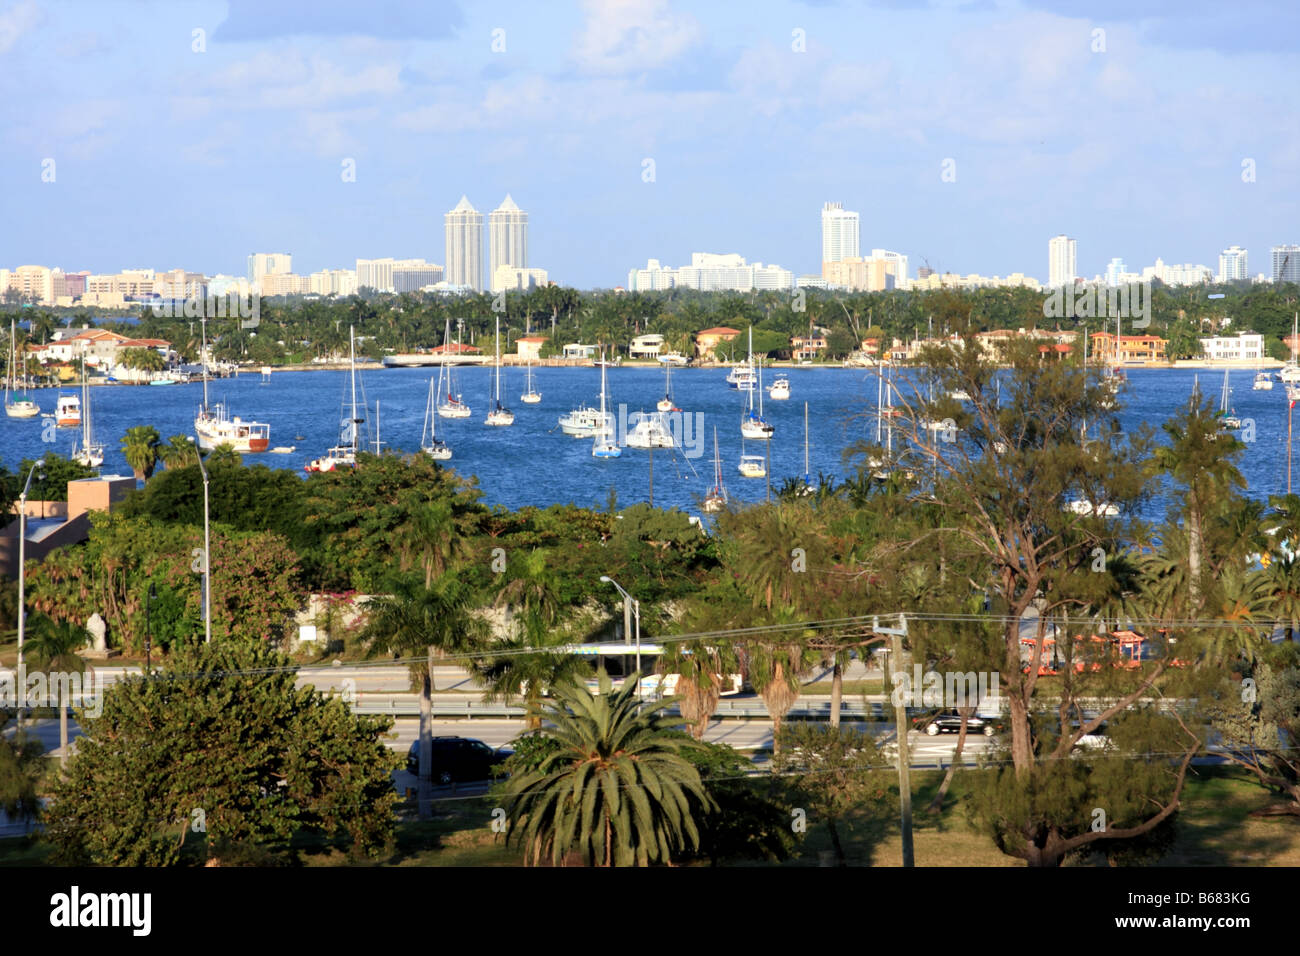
70, 363, 103, 468
703, 427, 728, 511
592, 351, 621, 458
521, 354, 541, 404
1218, 367, 1242, 429
421, 376, 451, 461
438, 320, 473, 419
194, 317, 270, 453
4, 319, 38, 418
740, 329, 774, 439
305, 326, 363, 473
485, 317, 514, 427
1280, 311, 1300, 384
1254, 341, 1273, 391
657, 360, 679, 412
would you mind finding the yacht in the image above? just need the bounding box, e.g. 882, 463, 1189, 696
625, 411, 675, 449
70, 365, 103, 468
726, 363, 756, 390
484, 317, 514, 426
738, 453, 766, 478
559, 404, 613, 438
1254, 371, 1274, 391
740, 330, 774, 439
4, 320, 38, 418
703, 428, 728, 512
194, 318, 270, 453
592, 356, 621, 459
305, 326, 363, 473
767, 374, 791, 401
438, 321, 473, 418
55, 392, 81, 428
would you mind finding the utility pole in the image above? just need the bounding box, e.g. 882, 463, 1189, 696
876, 614, 914, 867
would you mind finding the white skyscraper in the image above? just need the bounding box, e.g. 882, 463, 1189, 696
444, 196, 484, 291
1105, 257, 1126, 287
1273, 245, 1300, 283
247, 253, 292, 285
1048, 235, 1077, 288
821, 202, 860, 265
489, 194, 528, 283
1218, 246, 1248, 283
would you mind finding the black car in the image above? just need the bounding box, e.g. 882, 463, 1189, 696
915, 709, 1002, 737
405, 736, 513, 784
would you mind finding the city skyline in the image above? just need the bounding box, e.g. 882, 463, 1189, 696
3, 0, 1296, 288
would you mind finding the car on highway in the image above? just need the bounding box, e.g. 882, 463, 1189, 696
405, 736, 513, 784
915, 708, 1002, 737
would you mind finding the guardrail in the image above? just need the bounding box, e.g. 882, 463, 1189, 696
349, 695, 894, 719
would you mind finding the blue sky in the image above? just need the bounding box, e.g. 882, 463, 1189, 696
2, 0, 1297, 287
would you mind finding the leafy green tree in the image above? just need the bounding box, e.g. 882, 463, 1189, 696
0, 716, 43, 831
120, 425, 161, 481
46, 640, 401, 865
775, 722, 892, 866
498, 671, 716, 866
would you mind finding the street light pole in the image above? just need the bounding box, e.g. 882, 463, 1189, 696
194, 444, 212, 644
599, 576, 641, 701
16, 462, 43, 725
146, 583, 156, 673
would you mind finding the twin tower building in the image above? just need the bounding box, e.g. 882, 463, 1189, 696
445, 194, 531, 293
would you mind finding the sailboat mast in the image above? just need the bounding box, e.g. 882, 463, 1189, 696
200, 316, 209, 410
804, 401, 810, 477
349, 325, 358, 455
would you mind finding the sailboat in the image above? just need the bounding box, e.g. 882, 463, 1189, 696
70, 363, 103, 468
1218, 367, 1242, 429
702, 427, 728, 511
194, 317, 270, 453
592, 350, 621, 458
438, 321, 472, 418
521, 354, 541, 404
1253, 335, 1273, 390
740, 330, 774, 439
485, 317, 514, 426
4, 320, 38, 418
657, 360, 679, 412
626, 410, 675, 449
305, 325, 364, 473
737, 443, 766, 478
421, 376, 451, 461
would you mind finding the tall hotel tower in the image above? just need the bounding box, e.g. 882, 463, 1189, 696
821, 202, 860, 265
445, 196, 484, 291
489, 194, 528, 282
1048, 235, 1077, 288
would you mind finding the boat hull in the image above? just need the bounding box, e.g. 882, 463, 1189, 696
5, 402, 39, 418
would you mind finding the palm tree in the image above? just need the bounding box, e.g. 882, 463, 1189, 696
1148, 389, 1246, 606
158, 434, 199, 469
362, 573, 482, 816
500, 671, 716, 866
23, 613, 88, 765
119, 425, 161, 481
395, 500, 459, 588
747, 625, 815, 758
203, 444, 243, 469
1265, 556, 1300, 642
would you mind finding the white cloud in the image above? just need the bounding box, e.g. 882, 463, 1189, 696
0, 0, 40, 55
571, 0, 702, 75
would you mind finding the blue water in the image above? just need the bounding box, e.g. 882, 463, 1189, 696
1, 366, 1292, 515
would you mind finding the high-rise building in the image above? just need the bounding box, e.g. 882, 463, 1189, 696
1048, 235, 1077, 288
821, 202, 860, 265
1218, 246, 1248, 283
1105, 257, 1126, 287
445, 196, 484, 291
247, 253, 291, 284
489, 194, 528, 282
1272, 245, 1300, 283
